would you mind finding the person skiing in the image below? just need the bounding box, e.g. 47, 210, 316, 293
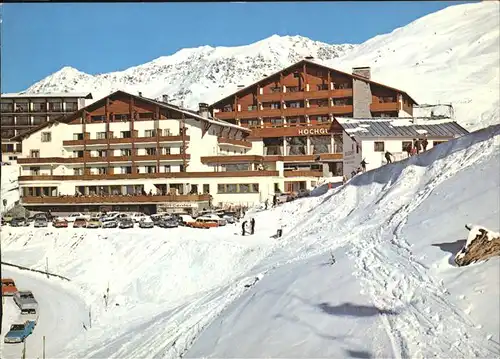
360, 159, 368, 172
250, 217, 255, 235
421, 137, 428, 151
241, 220, 247, 236
384, 150, 393, 164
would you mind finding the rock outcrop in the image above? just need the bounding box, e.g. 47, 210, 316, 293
455, 224, 500, 266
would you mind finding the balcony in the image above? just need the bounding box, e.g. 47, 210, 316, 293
257, 108, 282, 118
215, 111, 236, 120
217, 137, 252, 149
20, 194, 211, 205
319, 153, 343, 161
17, 154, 190, 165
370, 102, 399, 112
62, 135, 189, 147
284, 170, 323, 178
257, 92, 282, 102
18, 170, 280, 182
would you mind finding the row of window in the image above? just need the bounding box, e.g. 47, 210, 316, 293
89, 112, 154, 123
29, 147, 182, 158
0, 102, 78, 113
217, 183, 259, 194
373, 140, 447, 152
70, 128, 176, 141
28, 164, 184, 176
225, 98, 353, 112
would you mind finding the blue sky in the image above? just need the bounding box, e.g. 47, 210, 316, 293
1, 1, 473, 93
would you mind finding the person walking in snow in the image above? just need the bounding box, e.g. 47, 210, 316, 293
406, 143, 413, 158
384, 151, 393, 164
250, 217, 255, 235
360, 159, 368, 172
413, 138, 421, 155
264, 199, 269, 210
421, 137, 429, 151
241, 220, 247, 236
272, 194, 277, 207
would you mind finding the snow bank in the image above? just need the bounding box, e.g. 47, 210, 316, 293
1, 164, 20, 213
187, 124, 500, 358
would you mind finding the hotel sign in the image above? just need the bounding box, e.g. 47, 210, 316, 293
297, 127, 330, 136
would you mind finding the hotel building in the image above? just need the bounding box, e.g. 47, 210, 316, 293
0, 92, 93, 162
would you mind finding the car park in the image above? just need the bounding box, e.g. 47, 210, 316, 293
119, 218, 134, 229
73, 218, 87, 228
1, 278, 18, 296
4, 321, 36, 344
102, 220, 118, 228
13, 291, 38, 314
33, 218, 48, 228
53, 218, 69, 228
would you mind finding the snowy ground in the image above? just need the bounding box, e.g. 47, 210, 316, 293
1, 124, 499, 359
1, 165, 20, 213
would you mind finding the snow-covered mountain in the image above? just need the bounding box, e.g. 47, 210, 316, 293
19, 1, 500, 132
23, 35, 354, 107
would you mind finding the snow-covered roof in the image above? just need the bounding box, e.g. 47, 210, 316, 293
335, 117, 469, 138
1, 92, 93, 99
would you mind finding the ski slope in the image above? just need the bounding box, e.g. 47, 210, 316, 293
1, 125, 499, 358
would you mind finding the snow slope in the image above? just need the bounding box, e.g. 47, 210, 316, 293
0, 165, 20, 213
1, 124, 499, 358
187, 124, 500, 358
16, 1, 500, 131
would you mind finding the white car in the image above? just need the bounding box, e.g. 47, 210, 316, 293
65, 213, 90, 222
131, 213, 148, 223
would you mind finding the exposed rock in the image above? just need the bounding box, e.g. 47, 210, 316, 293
455, 224, 500, 266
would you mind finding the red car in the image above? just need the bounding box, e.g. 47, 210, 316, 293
73, 218, 87, 228
2, 278, 18, 296
53, 218, 69, 228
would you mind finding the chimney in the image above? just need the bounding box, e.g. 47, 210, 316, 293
352, 67, 371, 80
138, 91, 143, 97
305, 56, 314, 60
198, 103, 209, 119
162, 94, 169, 103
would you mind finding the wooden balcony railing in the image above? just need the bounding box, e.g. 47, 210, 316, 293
17, 154, 189, 165
217, 137, 252, 148
63, 135, 189, 146
20, 193, 211, 205
18, 170, 280, 182
283, 170, 323, 178
370, 102, 400, 112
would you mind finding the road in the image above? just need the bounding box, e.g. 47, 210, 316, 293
0, 266, 87, 359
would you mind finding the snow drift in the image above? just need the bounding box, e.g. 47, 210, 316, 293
15, 1, 500, 131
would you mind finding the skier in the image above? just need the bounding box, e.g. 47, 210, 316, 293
241, 220, 247, 236
272, 194, 277, 207
360, 159, 368, 172
264, 199, 269, 210
250, 217, 255, 235
421, 137, 429, 151
384, 150, 393, 164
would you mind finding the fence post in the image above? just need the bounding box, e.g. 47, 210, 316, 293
22, 339, 26, 359
43, 335, 46, 359
45, 257, 49, 279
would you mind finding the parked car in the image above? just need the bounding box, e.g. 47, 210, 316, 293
102, 220, 118, 229
10, 217, 28, 227
189, 217, 219, 229
102, 212, 122, 222
87, 217, 102, 229
159, 217, 179, 228
4, 321, 36, 344
2, 214, 13, 224
177, 214, 196, 227
33, 218, 48, 228
297, 189, 311, 198
222, 215, 236, 224
119, 218, 134, 229
65, 212, 90, 222
33, 212, 49, 220
203, 214, 227, 226
73, 218, 87, 228
139, 217, 154, 228
1, 278, 18, 296
131, 213, 148, 223
53, 218, 69, 228
13, 291, 38, 314
150, 214, 165, 226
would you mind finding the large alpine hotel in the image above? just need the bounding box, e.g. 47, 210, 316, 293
1, 59, 468, 214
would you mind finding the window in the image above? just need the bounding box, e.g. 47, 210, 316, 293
146, 148, 156, 155
374, 141, 385, 152
164, 165, 171, 173
316, 115, 330, 124
65, 102, 78, 111
146, 166, 156, 174
162, 147, 171, 155
121, 131, 131, 138
8, 156, 18, 161
115, 114, 130, 121
248, 119, 260, 128
217, 183, 260, 193
288, 101, 301, 108
270, 87, 281, 93
30, 167, 40, 175
287, 136, 307, 155
30, 150, 40, 158
17, 116, 31, 125
139, 112, 153, 120
270, 102, 281, 109
96, 132, 107, 139
270, 118, 283, 128
73, 168, 83, 175
121, 166, 132, 174
73, 133, 84, 140
91, 115, 105, 122
402, 141, 412, 151
145, 130, 155, 137
247, 105, 257, 111
287, 86, 299, 93
310, 136, 330, 154
221, 163, 250, 172
97, 150, 107, 157
32, 102, 46, 112
97, 167, 107, 175
48, 102, 62, 112
1, 102, 14, 112
317, 84, 328, 91
163, 128, 172, 136
121, 149, 132, 156
203, 184, 210, 193
73, 150, 84, 158
40, 132, 51, 143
